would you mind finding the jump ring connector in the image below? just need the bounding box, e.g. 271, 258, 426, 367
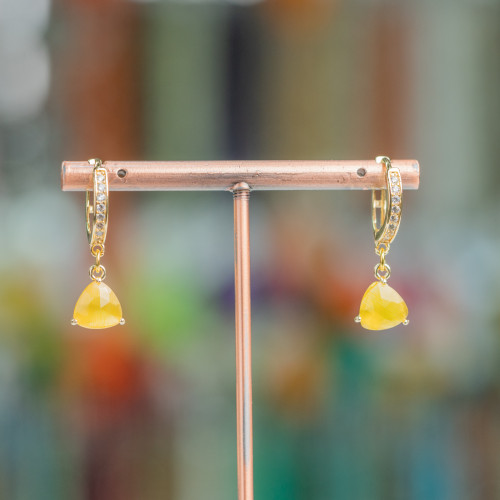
91, 243, 105, 258
374, 262, 391, 283
89, 264, 106, 282
378, 249, 387, 269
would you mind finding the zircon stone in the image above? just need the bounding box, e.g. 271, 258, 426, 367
97, 194, 105, 201
96, 214, 105, 222
391, 185, 400, 194
389, 224, 396, 231
391, 206, 400, 214
390, 215, 398, 222
96, 174, 105, 182
97, 204, 105, 212
98, 184, 105, 192
73, 281, 122, 329
358, 281, 408, 330
393, 196, 400, 204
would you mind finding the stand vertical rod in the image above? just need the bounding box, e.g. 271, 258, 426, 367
232, 182, 254, 500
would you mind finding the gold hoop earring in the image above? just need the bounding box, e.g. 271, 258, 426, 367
355, 156, 409, 330
72, 158, 125, 329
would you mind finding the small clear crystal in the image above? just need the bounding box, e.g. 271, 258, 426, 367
393, 196, 400, 204
391, 206, 400, 214
389, 224, 396, 231
96, 214, 105, 222
96, 223, 104, 230
390, 215, 398, 222
97, 193, 105, 201
96, 231, 104, 237
97, 203, 105, 212
96, 174, 105, 182
98, 184, 105, 192
391, 185, 400, 194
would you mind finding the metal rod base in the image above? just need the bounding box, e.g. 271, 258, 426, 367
232, 182, 254, 500
61, 159, 420, 191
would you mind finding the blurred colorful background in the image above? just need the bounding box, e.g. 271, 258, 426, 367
1, 0, 500, 499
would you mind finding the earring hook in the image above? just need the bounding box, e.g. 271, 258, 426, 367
372, 155, 402, 252
85, 158, 108, 250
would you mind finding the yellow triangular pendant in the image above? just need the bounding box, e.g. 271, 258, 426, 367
73, 281, 123, 329
357, 281, 408, 331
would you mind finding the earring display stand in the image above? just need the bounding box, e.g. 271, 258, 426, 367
61, 159, 420, 500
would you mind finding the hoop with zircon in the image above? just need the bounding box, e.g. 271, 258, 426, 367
71, 159, 125, 329
354, 156, 409, 331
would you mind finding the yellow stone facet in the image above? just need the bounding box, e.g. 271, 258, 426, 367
358, 281, 408, 331
73, 281, 122, 329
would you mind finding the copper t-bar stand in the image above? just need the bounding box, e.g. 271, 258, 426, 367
61, 159, 420, 500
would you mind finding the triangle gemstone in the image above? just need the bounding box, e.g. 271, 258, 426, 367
358, 281, 408, 331
73, 281, 122, 329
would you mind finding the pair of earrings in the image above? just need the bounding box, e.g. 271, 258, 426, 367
72, 158, 125, 329
355, 156, 409, 330
71, 156, 409, 331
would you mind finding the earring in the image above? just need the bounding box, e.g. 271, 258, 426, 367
355, 156, 409, 330
72, 158, 125, 329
